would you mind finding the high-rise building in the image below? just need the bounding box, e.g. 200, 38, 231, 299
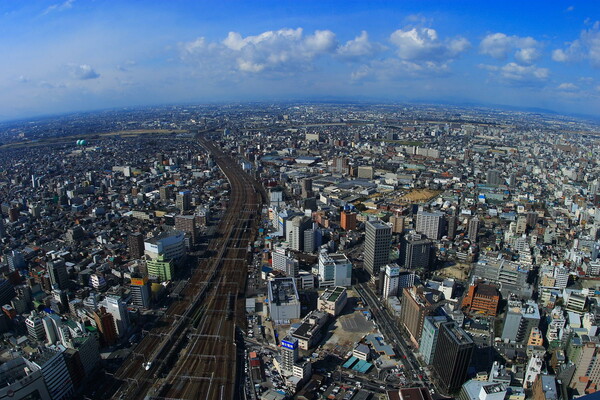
281, 337, 299, 374
332, 157, 349, 175
432, 321, 474, 393
146, 255, 174, 282
399, 234, 433, 269
357, 166, 374, 180
446, 213, 457, 240
93, 307, 118, 347
364, 220, 391, 278
390, 215, 405, 234
175, 190, 192, 211
419, 315, 449, 365
486, 170, 503, 186
468, 217, 480, 242
0, 279, 16, 306
318, 252, 352, 287
130, 275, 151, 308
340, 211, 357, 231
48, 260, 69, 291
501, 300, 540, 343
416, 211, 446, 240
271, 248, 299, 277
104, 295, 129, 337
159, 185, 172, 201
144, 229, 186, 261
290, 216, 312, 252
383, 264, 400, 298
301, 178, 313, 199
128, 232, 145, 259
26, 311, 46, 341
399, 286, 444, 347
175, 214, 198, 246
29, 345, 74, 400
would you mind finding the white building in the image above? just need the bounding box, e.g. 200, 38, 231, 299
29, 345, 73, 400
144, 229, 186, 260
318, 252, 352, 287
103, 295, 130, 337
383, 264, 400, 298
268, 278, 301, 323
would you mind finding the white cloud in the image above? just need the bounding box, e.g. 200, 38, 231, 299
182, 28, 338, 74
557, 82, 578, 90
389, 27, 470, 62
351, 58, 450, 82
566, 6, 575, 12
480, 62, 549, 85
480, 33, 542, 64
43, 0, 75, 15
67, 64, 100, 80
337, 31, 385, 60
553, 21, 600, 67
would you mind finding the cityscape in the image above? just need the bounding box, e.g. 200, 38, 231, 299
1, 1, 600, 400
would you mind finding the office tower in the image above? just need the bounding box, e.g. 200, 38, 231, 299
332, 157, 349, 175
93, 307, 118, 346
468, 217, 480, 242
130, 275, 151, 308
390, 215, 405, 234
446, 213, 457, 239
128, 232, 145, 259
364, 220, 391, 278
271, 248, 299, 277
340, 211, 357, 231
416, 211, 446, 240
318, 252, 352, 287
281, 337, 299, 374
7, 250, 25, 271
0, 218, 4, 238
104, 295, 130, 337
144, 229, 186, 261
382, 264, 400, 298
303, 228, 316, 253
48, 260, 69, 291
301, 178, 313, 199
432, 321, 474, 393
30, 345, 74, 400
159, 185, 172, 201
175, 190, 192, 211
399, 286, 443, 347
175, 214, 198, 246
0, 279, 16, 305
357, 166, 374, 180
419, 315, 449, 365
26, 311, 46, 341
526, 211, 538, 228
399, 233, 433, 269
290, 216, 312, 252
486, 169, 503, 186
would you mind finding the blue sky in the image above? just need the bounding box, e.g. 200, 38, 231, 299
1, 0, 599, 120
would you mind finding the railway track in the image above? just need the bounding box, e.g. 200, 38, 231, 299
99, 134, 265, 400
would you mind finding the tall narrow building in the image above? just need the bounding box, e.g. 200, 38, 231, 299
364, 220, 391, 278
468, 217, 480, 242
432, 321, 474, 393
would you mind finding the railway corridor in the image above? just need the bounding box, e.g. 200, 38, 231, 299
104, 135, 265, 400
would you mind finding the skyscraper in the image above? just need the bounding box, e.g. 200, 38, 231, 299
432, 321, 474, 393
300, 178, 313, 199
48, 260, 69, 291
290, 215, 312, 252
175, 190, 192, 211
281, 337, 299, 374
364, 220, 391, 280
399, 233, 433, 269
382, 264, 400, 298
416, 211, 446, 240
340, 211, 357, 231
468, 217, 480, 242
128, 232, 145, 259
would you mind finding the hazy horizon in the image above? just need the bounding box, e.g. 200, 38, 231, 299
1, 1, 599, 121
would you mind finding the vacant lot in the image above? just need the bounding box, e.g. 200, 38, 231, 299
393, 189, 442, 204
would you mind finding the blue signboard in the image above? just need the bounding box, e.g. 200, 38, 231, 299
281, 339, 297, 350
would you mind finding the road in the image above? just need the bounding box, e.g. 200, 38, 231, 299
354, 283, 436, 393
